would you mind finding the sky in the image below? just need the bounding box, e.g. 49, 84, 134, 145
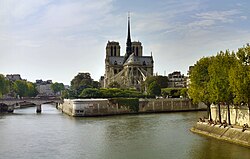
0, 0, 250, 85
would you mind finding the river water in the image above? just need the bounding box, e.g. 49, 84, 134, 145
0, 104, 249, 159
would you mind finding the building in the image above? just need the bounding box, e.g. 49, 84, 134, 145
6, 74, 22, 82
168, 71, 187, 88
35, 79, 54, 96
186, 66, 194, 88
104, 15, 154, 89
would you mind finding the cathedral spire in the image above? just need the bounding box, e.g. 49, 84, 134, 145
124, 12, 132, 63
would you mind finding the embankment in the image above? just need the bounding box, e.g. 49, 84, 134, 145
58, 98, 206, 117
191, 122, 250, 148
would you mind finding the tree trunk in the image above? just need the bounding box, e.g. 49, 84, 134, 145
206, 102, 212, 121
218, 103, 221, 123
209, 104, 212, 121
248, 99, 250, 124
227, 103, 231, 125
248, 98, 250, 111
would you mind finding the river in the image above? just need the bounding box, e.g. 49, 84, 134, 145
0, 104, 249, 159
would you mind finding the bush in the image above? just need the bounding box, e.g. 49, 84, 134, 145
161, 88, 185, 98
109, 98, 139, 112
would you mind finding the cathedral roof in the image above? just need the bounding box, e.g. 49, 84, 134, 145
108, 56, 124, 66
108, 55, 153, 66
124, 53, 140, 65
123, 53, 153, 66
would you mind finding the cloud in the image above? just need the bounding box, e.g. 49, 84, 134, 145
0, 0, 50, 24
240, 16, 247, 20
190, 10, 240, 28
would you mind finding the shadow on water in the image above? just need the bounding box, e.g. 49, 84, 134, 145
188, 133, 250, 159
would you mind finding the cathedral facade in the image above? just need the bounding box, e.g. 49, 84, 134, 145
104, 16, 154, 89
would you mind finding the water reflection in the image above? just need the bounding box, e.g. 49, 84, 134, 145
188, 134, 250, 159
0, 105, 249, 159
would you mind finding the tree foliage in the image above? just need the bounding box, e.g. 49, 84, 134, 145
78, 88, 145, 98
189, 44, 250, 121
13, 80, 37, 97
188, 57, 213, 105
147, 81, 161, 97
161, 88, 185, 98
70, 72, 100, 96
229, 44, 250, 105
51, 82, 65, 94
142, 75, 168, 92
0, 74, 10, 98
208, 51, 236, 104
79, 88, 102, 98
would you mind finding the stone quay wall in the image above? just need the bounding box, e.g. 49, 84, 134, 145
139, 98, 205, 113
58, 98, 206, 117
210, 104, 250, 126
191, 122, 250, 148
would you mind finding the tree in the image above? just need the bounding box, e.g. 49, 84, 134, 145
79, 88, 102, 98
51, 82, 65, 94
208, 51, 236, 124
70, 73, 100, 96
180, 88, 188, 98
229, 45, 250, 112
142, 75, 168, 92
161, 88, 184, 98
0, 74, 10, 98
147, 81, 161, 97
13, 80, 38, 97
26, 82, 38, 97
188, 57, 213, 120
13, 80, 28, 97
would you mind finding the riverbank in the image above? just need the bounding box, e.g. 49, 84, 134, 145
191, 122, 250, 148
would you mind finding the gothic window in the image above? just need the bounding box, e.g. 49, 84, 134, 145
114, 69, 118, 74
143, 61, 146, 66
114, 46, 116, 56
111, 46, 113, 56
136, 47, 139, 56
114, 61, 117, 65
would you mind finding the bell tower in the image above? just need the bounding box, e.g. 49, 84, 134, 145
106, 41, 120, 57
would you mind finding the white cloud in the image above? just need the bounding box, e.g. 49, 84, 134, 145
240, 16, 247, 20
191, 10, 240, 27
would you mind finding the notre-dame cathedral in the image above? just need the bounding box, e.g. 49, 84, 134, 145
104, 16, 154, 90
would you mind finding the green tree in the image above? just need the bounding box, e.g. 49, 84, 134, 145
147, 81, 161, 97
13, 80, 28, 97
208, 51, 236, 124
188, 57, 213, 120
0, 74, 10, 98
26, 82, 38, 97
13, 80, 37, 97
229, 45, 250, 111
79, 88, 102, 98
51, 82, 65, 94
161, 88, 184, 98
180, 88, 188, 98
70, 73, 100, 96
142, 75, 168, 92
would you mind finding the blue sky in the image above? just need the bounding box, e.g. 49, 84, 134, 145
0, 0, 250, 85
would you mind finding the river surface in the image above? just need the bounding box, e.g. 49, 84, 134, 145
0, 104, 249, 159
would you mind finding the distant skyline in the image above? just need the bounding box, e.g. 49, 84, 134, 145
1, 0, 250, 85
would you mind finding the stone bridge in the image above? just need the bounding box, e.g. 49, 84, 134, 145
0, 97, 63, 113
